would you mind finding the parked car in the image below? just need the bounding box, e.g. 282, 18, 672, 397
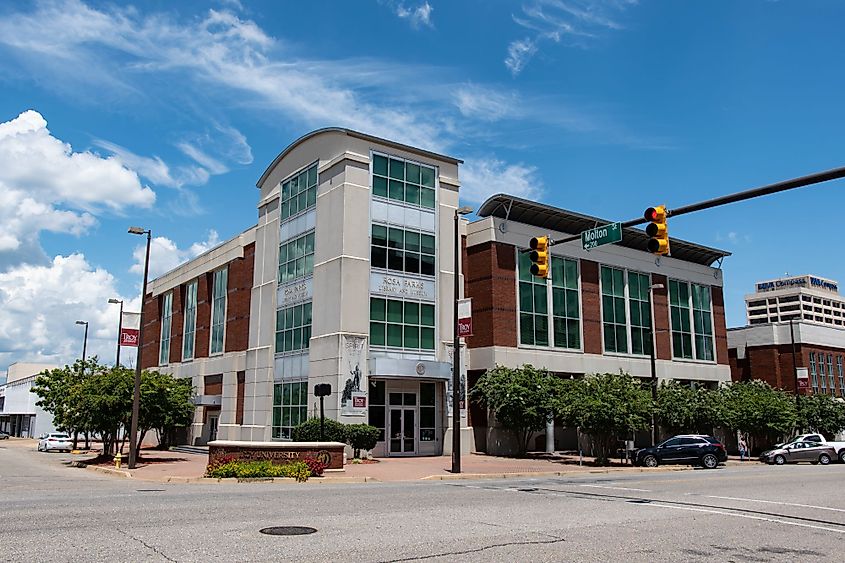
632, 434, 728, 469
0, 431, 10, 439
759, 441, 836, 465
776, 434, 845, 463
37, 433, 73, 452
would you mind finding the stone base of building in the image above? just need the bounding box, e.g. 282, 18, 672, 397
441, 427, 474, 456
208, 440, 346, 470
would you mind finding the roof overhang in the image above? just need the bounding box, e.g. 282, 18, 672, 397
477, 193, 731, 267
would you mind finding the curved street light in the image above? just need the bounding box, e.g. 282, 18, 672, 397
127, 226, 151, 469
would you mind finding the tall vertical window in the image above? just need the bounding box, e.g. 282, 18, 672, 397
827, 354, 835, 394
372, 153, 436, 209
692, 285, 715, 361
182, 280, 197, 360
280, 163, 317, 221
210, 267, 228, 355
837, 356, 844, 396
601, 266, 628, 353
669, 280, 714, 361
669, 280, 693, 359
810, 352, 819, 392
551, 257, 580, 349
371, 224, 436, 276
518, 252, 549, 346
272, 382, 308, 440
420, 382, 437, 442
278, 231, 315, 283
820, 352, 828, 392
369, 298, 435, 350
628, 272, 652, 356
159, 291, 173, 365
275, 302, 312, 354
369, 380, 386, 441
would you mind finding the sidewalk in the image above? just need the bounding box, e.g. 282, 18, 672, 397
77, 448, 752, 483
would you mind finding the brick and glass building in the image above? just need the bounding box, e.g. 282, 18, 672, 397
141, 128, 468, 456
464, 195, 733, 453
140, 130, 734, 456
729, 276, 845, 397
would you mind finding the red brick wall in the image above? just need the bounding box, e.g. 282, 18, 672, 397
651, 274, 671, 360
236, 371, 246, 425
225, 242, 254, 353
465, 241, 518, 348
204, 374, 223, 395
580, 260, 602, 355
712, 285, 729, 366
195, 272, 212, 359
169, 285, 184, 364
729, 342, 845, 396
140, 293, 161, 370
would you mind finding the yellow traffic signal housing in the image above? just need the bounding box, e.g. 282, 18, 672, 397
529, 236, 549, 278
644, 206, 670, 255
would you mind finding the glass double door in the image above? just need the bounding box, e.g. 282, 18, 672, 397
389, 392, 416, 455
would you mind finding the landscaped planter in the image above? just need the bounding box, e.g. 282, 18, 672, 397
207, 440, 346, 470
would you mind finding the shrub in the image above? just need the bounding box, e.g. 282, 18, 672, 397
345, 424, 380, 458
303, 456, 326, 477
205, 459, 311, 481
292, 417, 347, 442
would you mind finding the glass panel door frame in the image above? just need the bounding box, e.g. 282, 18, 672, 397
388, 401, 417, 456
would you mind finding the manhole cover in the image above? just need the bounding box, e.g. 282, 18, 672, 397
259, 526, 317, 536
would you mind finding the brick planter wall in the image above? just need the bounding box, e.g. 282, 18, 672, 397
207, 441, 346, 470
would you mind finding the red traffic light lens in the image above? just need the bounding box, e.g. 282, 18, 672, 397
644, 207, 658, 221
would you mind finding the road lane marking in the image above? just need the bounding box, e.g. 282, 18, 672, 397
701, 495, 845, 514
580, 484, 651, 492
639, 502, 845, 534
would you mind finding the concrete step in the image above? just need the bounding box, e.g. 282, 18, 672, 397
170, 445, 209, 456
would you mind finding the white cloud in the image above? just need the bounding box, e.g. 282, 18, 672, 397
395, 2, 434, 29
454, 85, 520, 122
93, 139, 180, 188
0, 110, 155, 265
131, 230, 221, 279
460, 156, 545, 204
507, 0, 637, 75
0, 254, 140, 372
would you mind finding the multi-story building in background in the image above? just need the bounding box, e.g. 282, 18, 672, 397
0, 362, 59, 438
730, 276, 845, 397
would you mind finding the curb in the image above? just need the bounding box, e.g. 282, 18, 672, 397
85, 465, 133, 479
419, 463, 744, 481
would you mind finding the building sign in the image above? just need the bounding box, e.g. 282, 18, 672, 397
352, 393, 367, 409
797, 367, 809, 389
119, 312, 141, 347
370, 272, 435, 301
756, 275, 839, 294
278, 279, 312, 307
458, 298, 473, 337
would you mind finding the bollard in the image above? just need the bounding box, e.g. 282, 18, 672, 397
114, 452, 123, 469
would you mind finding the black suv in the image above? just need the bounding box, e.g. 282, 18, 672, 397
633, 435, 727, 469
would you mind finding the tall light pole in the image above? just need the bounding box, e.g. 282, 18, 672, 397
108, 298, 124, 367
128, 226, 151, 469
648, 283, 664, 447
789, 317, 800, 400
452, 205, 473, 474
75, 320, 89, 364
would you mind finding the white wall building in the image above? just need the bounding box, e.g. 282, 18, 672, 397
0, 363, 59, 438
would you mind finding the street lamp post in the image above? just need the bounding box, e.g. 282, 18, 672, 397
648, 283, 664, 447
452, 206, 473, 474
128, 226, 151, 469
75, 320, 89, 364
108, 298, 124, 367
789, 317, 800, 399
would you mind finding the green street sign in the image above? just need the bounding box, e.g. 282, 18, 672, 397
581, 222, 622, 250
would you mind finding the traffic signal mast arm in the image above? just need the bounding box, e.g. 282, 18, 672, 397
543, 163, 845, 249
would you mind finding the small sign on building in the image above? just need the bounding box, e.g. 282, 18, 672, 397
119, 312, 141, 347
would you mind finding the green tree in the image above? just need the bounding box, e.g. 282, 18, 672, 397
32, 358, 99, 446
292, 417, 347, 442
345, 424, 380, 459
720, 380, 796, 450
796, 394, 845, 439
568, 373, 651, 465
470, 364, 567, 456
656, 381, 723, 436
138, 371, 194, 451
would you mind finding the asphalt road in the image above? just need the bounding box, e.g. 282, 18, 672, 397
2, 440, 845, 562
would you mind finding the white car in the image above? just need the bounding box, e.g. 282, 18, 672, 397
37, 433, 73, 452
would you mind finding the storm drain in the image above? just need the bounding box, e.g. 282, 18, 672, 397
259, 526, 317, 536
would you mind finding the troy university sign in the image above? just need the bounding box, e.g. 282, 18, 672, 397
457, 298, 473, 337
119, 311, 141, 347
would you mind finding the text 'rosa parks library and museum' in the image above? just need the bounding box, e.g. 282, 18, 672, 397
140, 129, 732, 457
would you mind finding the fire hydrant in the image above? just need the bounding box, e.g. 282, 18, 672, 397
114, 452, 123, 469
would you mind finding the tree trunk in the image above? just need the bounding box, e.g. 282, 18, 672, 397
136, 430, 147, 459
72, 430, 78, 450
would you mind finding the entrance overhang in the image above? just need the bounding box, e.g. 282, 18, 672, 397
370, 357, 451, 380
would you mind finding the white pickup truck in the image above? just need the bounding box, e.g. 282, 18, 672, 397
789, 433, 845, 463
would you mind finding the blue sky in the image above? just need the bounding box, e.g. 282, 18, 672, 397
1, 0, 844, 376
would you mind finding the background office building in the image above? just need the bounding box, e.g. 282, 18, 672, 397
730, 276, 845, 397
141, 129, 468, 457
463, 196, 733, 454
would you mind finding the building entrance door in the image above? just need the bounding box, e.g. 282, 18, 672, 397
208, 415, 219, 442
389, 408, 415, 455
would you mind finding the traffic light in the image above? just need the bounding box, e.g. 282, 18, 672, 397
529, 236, 549, 278
644, 205, 670, 255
